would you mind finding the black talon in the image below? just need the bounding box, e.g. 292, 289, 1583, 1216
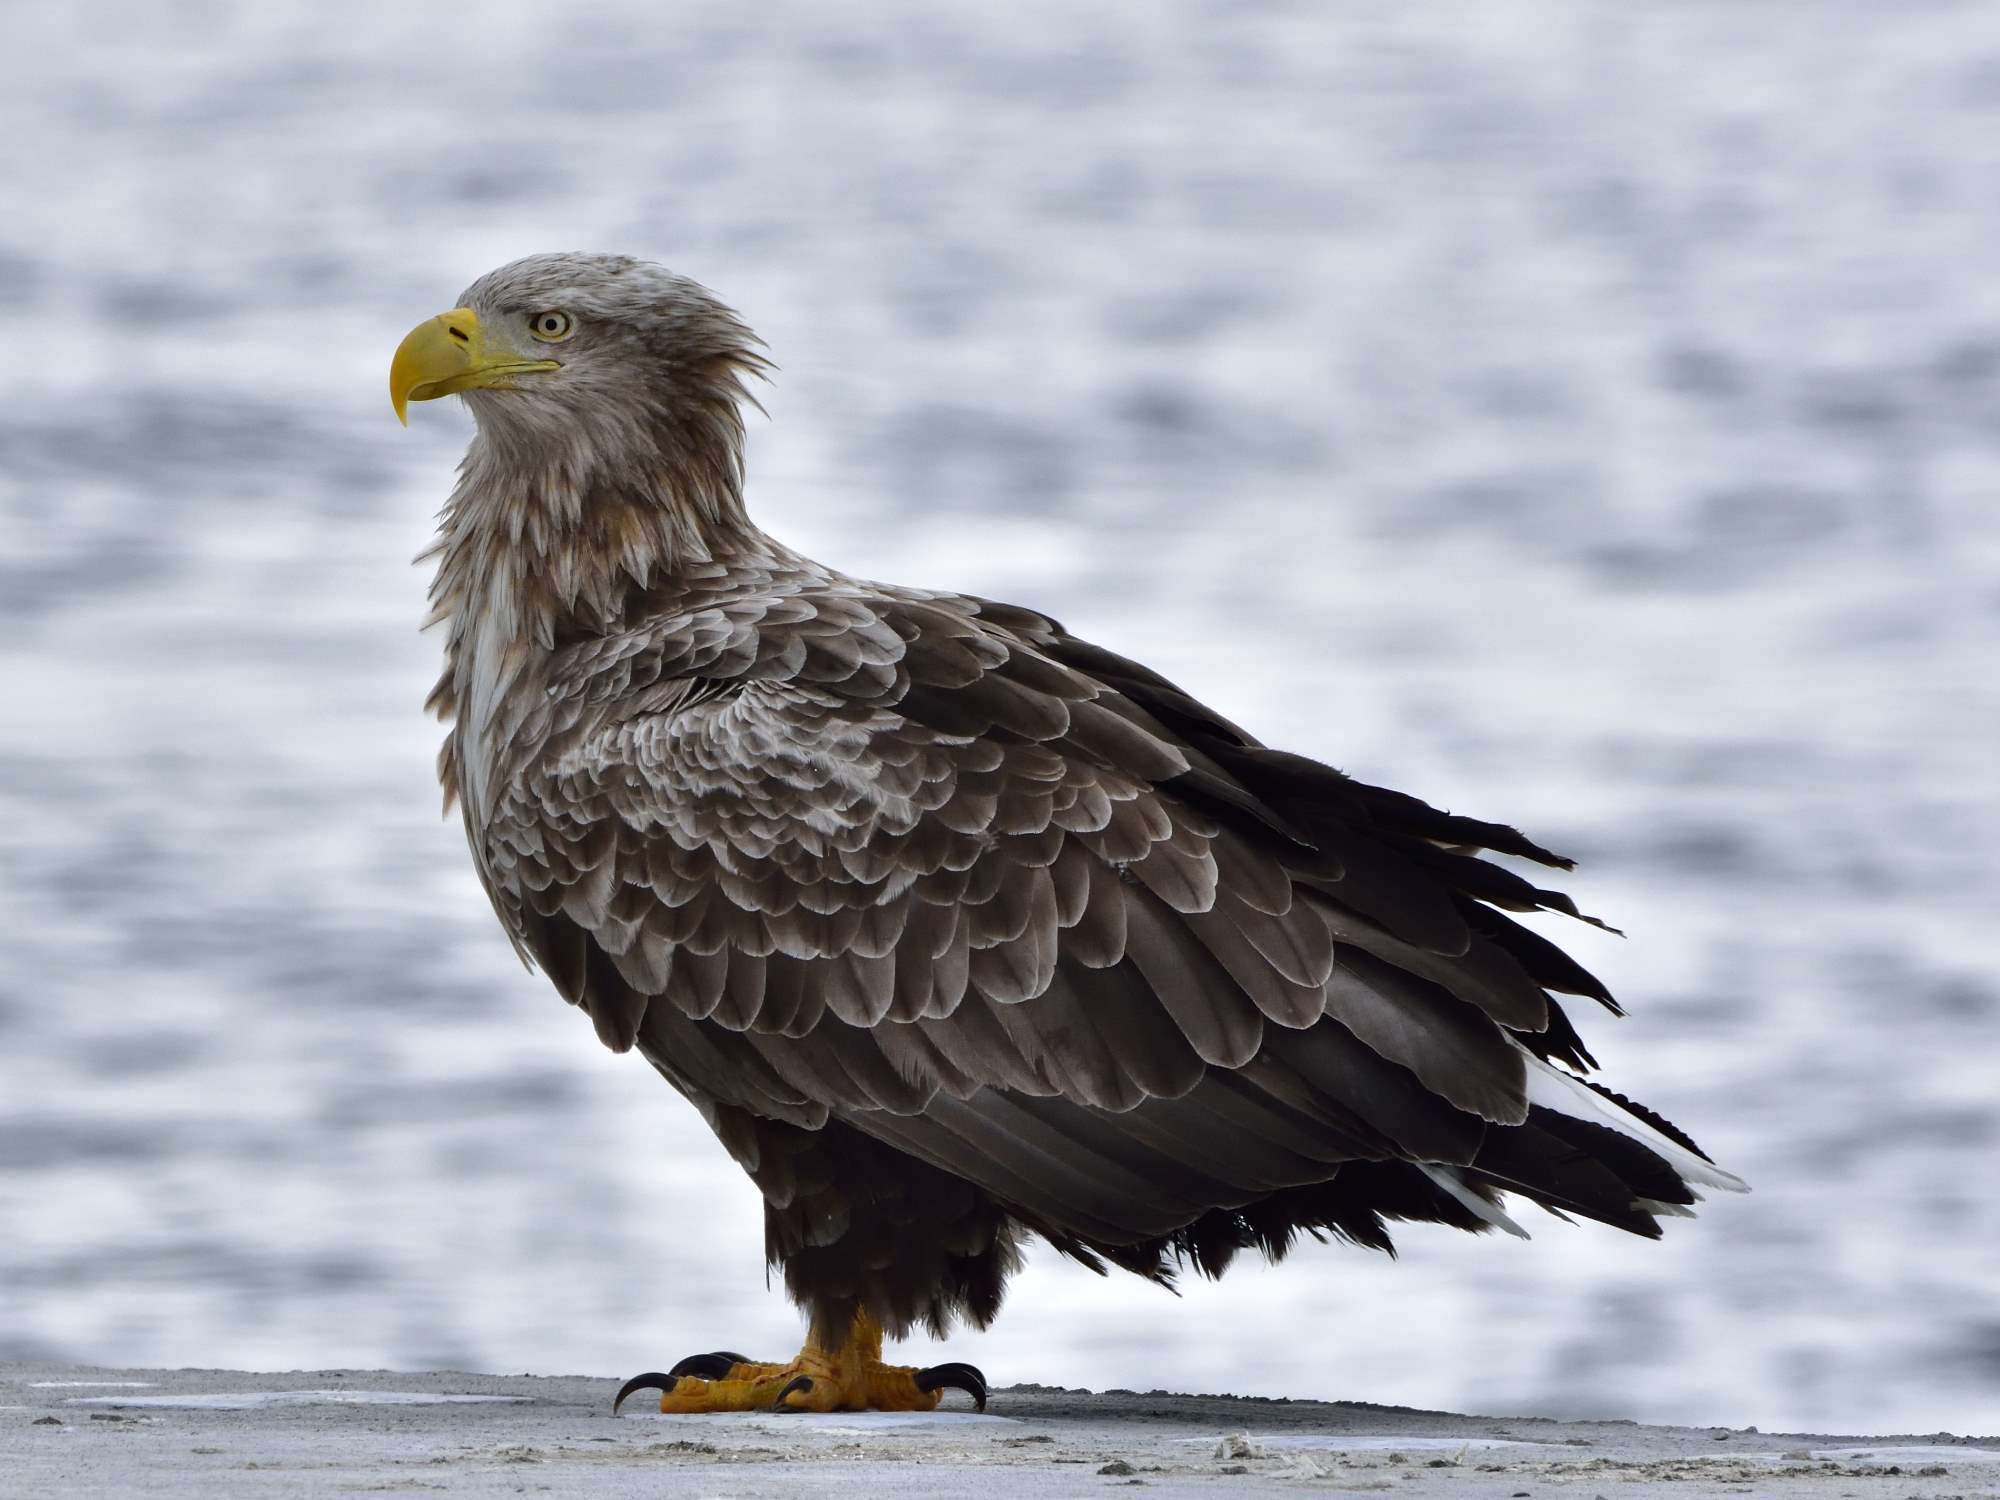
667, 1351, 746, 1381
772, 1374, 815, 1409
612, 1371, 677, 1414
914, 1361, 988, 1413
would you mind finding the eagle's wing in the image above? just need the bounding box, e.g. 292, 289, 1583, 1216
482, 569, 1722, 1258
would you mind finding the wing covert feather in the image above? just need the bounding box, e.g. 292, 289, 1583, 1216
478, 567, 1618, 1245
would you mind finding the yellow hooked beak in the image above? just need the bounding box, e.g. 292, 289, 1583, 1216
389, 307, 562, 424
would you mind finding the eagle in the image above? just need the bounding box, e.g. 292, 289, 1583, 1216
388, 252, 1744, 1415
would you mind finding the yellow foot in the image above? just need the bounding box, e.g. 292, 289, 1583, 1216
612, 1312, 987, 1414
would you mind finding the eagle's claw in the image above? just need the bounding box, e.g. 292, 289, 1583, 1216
612, 1317, 983, 1413
914, 1360, 988, 1412
611, 1371, 676, 1414
669, 1351, 750, 1381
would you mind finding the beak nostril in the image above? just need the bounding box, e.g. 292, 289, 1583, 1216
447, 326, 470, 343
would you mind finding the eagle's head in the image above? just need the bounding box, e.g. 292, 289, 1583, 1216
390, 252, 767, 474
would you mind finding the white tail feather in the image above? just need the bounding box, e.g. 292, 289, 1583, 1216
1636, 1198, 1699, 1219
1420, 1164, 1531, 1239
1521, 1054, 1749, 1194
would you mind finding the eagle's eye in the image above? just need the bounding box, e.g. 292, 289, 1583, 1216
528, 310, 576, 342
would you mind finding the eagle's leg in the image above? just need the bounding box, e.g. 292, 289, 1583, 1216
611, 1309, 987, 1414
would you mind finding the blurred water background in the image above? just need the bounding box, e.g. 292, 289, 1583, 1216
3, 0, 1997, 1436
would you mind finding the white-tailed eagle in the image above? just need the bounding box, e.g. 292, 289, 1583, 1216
388, 252, 1744, 1414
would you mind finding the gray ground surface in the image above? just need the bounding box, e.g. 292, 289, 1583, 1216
5, 1364, 1994, 1499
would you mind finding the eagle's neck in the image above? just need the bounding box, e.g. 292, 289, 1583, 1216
428, 451, 762, 642
421, 411, 776, 823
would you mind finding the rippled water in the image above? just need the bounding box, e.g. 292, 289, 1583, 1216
3, 1, 1996, 1435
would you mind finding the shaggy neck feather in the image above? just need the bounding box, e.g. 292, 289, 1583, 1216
420, 376, 778, 823
426, 392, 767, 646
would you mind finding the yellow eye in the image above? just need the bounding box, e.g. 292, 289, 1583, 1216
528, 310, 575, 342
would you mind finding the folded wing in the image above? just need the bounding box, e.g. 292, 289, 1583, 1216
478, 565, 1740, 1283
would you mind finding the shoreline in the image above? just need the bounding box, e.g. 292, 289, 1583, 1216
6, 1361, 1993, 1498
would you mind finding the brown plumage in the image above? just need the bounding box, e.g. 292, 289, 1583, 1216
398, 252, 1744, 1353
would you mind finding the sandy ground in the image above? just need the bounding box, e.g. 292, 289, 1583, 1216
3, 1363, 1993, 1499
